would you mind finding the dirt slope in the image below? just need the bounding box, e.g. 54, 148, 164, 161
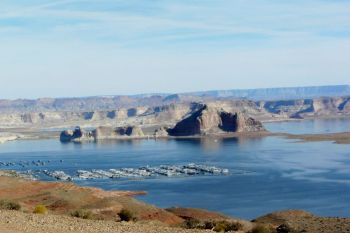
0, 210, 208, 233
0, 173, 183, 225
254, 210, 350, 233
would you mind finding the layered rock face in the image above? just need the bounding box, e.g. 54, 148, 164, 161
60, 127, 94, 142
259, 96, 350, 119
59, 105, 264, 141
60, 126, 145, 141
93, 126, 144, 139
167, 105, 265, 136
3, 96, 350, 129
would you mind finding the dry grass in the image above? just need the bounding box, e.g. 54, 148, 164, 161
254, 210, 350, 233
0, 175, 182, 226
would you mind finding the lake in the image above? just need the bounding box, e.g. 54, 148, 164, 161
1, 118, 350, 219
264, 117, 350, 134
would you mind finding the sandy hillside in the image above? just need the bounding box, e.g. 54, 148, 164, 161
0, 210, 209, 233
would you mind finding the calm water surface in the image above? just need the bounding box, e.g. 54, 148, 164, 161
1, 119, 350, 219
265, 118, 350, 134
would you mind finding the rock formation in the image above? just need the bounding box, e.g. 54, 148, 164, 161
153, 127, 169, 137
0, 133, 19, 144
258, 96, 350, 119
93, 126, 144, 139
60, 127, 94, 142
167, 105, 265, 136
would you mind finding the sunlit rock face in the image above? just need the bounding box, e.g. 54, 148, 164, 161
167, 105, 265, 136
92, 126, 144, 139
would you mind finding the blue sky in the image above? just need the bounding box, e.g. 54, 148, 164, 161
0, 0, 350, 99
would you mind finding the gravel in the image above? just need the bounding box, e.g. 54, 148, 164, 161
0, 210, 210, 233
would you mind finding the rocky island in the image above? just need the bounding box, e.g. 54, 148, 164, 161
59, 104, 266, 142
167, 105, 265, 136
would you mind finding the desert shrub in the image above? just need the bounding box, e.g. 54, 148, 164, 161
225, 221, 244, 231
204, 221, 215, 230
0, 200, 21, 210
213, 222, 227, 232
183, 218, 201, 229
71, 209, 93, 219
252, 224, 276, 233
212, 221, 243, 232
118, 209, 134, 222
33, 204, 48, 214
183, 219, 243, 232
276, 224, 294, 233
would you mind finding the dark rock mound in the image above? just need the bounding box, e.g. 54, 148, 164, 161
60, 126, 93, 142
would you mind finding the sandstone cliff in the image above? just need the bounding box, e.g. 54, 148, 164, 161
93, 126, 145, 139
60, 125, 146, 142
258, 96, 350, 119
167, 105, 265, 136
1, 96, 350, 129
1, 85, 349, 113
60, 127, 94, 142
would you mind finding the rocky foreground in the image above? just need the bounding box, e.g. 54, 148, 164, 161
0, 210, 209, 233
1, 171, 350, 233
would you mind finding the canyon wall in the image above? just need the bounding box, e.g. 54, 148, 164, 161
0, 97, 350, 129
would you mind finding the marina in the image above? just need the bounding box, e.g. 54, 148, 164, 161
0, 159, 61, 168
43, 170, 72, 181
0, 161, 230, 181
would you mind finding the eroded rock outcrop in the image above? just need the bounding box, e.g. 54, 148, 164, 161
93, 126, 144, 139
153, 127, 169, 137
60, 127, 94, 142
167, 105, 265, 136
0, 133, 19, 144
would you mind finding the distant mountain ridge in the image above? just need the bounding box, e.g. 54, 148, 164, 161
134, 85, 350, 100
0, 85, 349, 113
186, 85, 350, 100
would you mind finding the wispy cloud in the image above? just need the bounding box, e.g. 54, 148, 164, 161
1, 0, 349, 47
0, 0, 349, 98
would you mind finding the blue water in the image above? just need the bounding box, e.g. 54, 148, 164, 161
265, 118, 350, 134
1, 119, 350, 219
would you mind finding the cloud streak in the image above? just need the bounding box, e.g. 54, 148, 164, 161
1, 0, 349, 46
0, 0, 349, 98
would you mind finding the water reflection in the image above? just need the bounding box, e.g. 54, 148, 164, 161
265, 118, 350, 134
200, 138, 223, 151
57, 135, 266, 152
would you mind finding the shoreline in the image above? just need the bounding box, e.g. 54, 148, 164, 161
2, 129, 350, 145
0, 172, 350, 233
260, 114, 350, 123
1, 115, 350, 144
279, 132, 350, 144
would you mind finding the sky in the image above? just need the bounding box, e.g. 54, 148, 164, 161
0, 0, 350, 99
